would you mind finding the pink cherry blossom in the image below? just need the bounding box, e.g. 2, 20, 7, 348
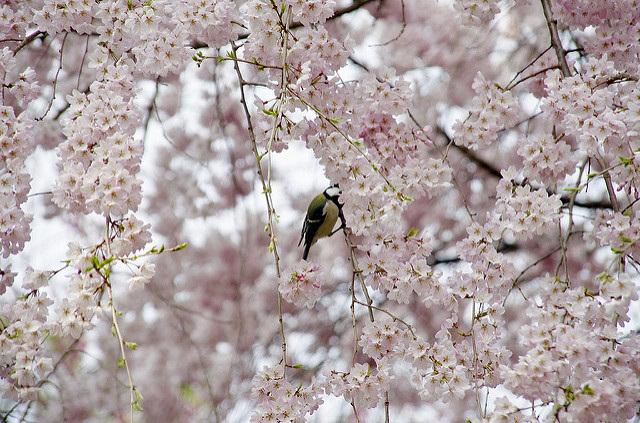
1, 0, 640, 421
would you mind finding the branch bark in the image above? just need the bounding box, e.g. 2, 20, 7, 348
540, 0, 571, 77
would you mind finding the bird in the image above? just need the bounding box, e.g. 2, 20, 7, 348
299, 184, 342, 260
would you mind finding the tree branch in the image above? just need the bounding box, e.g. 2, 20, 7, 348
540, 0, 571, 77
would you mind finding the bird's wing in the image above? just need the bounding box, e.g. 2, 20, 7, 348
299, 201, 328, 246
307, 201, 328, 223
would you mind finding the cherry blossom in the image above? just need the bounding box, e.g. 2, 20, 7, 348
279, 261, 323, 308
1, 0, 640, 421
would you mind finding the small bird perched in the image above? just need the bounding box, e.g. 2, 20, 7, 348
299, 184, 342, 260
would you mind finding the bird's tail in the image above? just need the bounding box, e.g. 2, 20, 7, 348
302, 242, 311, 261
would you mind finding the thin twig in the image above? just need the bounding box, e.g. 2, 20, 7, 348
371, 0, 406, 47
77, 35, 90, 90
505, 46, 552, 90
596, 156, 620, 213
12, 30, 46, 55
554, 159, 588, 281
471, 298, 483, 418
38, 32, 68, 121
230, 3, 290, 366
104, 217, 138, 422
540, 0, 570, 77
352, 298, 416, 337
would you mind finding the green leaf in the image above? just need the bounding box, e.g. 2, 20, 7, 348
125, 342, 138, 350
99, 257, 115, 269
262, 108, 278, 116
620, 236, 633, 243
564, 384, 575, 401
619, 156, 633, 166
406, 228, 418, 238
117, 359, 125, 368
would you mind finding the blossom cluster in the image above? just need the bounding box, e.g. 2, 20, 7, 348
0, 224, 154, 401
358, 319, 405, 361
33, 0, 95, 35
408, 331, 473, 402
1, 214, 153, 400
516, 134, 576, 185
251, 364, 323, 422
0, 268, 53, 401
286, 0, 335, 27
358, 232, 440, 304
323, 360, 392, 410
501, 275, 640, 421
551, 0, 639, 28
453, 0, 502, 25
541, 58, 620, 157
454, 220, 516, 303
446, 220, 516, 390
495, 167, 563, 241
53, 59, 142, 216
0, 51, 35, 300
242, 0, 339, 71
452, 72, 520, 150
551, 0, 640, 83
0, 106, 33, 259
542, 57, 640, 195
37, 0, 241, 79
176, 0, 241, 48
0, 1, 36, 40
589, 209, 640, 260
584, 20, 640, 73
0, 47, 40, 106
279, 261, 323, 308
